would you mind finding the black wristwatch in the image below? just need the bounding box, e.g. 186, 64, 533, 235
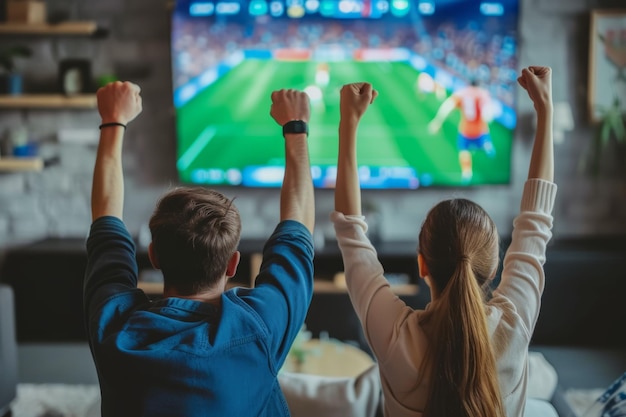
282, 120, 308, 137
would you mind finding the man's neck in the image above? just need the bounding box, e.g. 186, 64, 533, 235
164, 285, 225, 305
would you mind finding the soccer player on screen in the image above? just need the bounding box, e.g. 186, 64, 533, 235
428, 81, 496, 182
315, 62, 330, 88
305, 62, 332, 113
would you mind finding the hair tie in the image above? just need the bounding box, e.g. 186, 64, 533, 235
459, 255, 471, 264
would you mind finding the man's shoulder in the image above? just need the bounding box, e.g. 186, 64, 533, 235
272, 220, 312, 236
87, 216, 134, 250
265, 220, 314, 254
90, 215, 128, 234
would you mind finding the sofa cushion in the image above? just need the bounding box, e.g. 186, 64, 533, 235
524, 398, 560, 417
0, 284, 18, 415
527, 351, 558, 401
278, 364, 381, 417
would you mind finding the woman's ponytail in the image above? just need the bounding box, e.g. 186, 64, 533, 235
418, 199, 505, 417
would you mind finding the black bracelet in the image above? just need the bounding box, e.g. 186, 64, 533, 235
99, 122, 127, 130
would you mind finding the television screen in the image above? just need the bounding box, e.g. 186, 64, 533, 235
172, 0, 519, 188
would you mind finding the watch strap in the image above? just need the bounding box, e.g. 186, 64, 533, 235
282, 120, 309, 137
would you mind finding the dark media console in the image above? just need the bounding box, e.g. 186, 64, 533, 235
0, 237, 425, 343
1, 236, 625, 349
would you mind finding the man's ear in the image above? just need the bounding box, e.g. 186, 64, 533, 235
226, 251, 241, 278
148, 242, 160, 270
417, 253, 429, 278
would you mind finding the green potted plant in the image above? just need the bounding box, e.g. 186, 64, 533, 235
583, 97, 626, 176
0, 45, 33, 95
581, 32, 626, 176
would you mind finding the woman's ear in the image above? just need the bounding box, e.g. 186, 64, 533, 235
417, 253, 429, 278
226, 251, 241, 278
148, 242, 160, 270
418, 253, 436, 299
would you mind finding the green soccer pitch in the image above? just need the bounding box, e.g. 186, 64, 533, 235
175, 59, 512, 187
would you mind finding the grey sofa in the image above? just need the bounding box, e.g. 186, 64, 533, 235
0, 284, 18, 417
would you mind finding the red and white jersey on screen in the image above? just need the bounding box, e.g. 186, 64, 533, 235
452, 86, 492, 139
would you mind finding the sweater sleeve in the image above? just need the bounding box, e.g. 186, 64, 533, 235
331, 211, 410, 361
492, 179, 557, 337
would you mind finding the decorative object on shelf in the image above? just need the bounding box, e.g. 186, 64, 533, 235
585, 9, 626, 176
58, 58, 92, 95
0, 126, 43, 171
0, 44, 32, 94
6, 0, 46, 24
4, 125, 27, 154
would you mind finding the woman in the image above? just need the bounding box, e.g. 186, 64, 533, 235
331, 66, 556, 417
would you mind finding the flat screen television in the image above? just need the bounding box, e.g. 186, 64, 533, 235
171, 0, 519, 188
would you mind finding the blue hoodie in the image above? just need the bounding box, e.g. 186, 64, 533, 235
84, 217, 314, 417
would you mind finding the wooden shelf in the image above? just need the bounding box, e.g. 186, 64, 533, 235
138, 280, 249, 295
328, 272, 418, 295
313, 280, 418, 295
137, 282, 164, 295
138, 254, 419, 297
0, 21, 99, 36
387, 284, 419, 296
0, 94, 97, 109
0, 157, 43, 172
137, 280, 418, 296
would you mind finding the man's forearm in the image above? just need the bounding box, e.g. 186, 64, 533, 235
335, 120, 361, 216
91, 127, 125, 221
281, 134, 314, 233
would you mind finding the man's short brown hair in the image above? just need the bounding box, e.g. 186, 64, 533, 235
148, 187, 241, 295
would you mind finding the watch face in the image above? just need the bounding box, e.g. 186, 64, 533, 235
283, 120, 308, 135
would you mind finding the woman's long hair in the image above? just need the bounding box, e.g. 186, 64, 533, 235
418, 199, 505, 417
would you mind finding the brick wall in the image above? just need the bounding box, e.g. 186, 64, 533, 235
1, 0, 625, 248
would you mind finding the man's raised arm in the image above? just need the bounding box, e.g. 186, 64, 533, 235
270, 89, 315, 233
91, 81, 143, 221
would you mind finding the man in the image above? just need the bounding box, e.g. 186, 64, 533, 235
84, 81, 315, 416
428, 80, 496, 182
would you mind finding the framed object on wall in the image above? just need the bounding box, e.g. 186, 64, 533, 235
58, 59, 92, 95
588, 9, 626, 122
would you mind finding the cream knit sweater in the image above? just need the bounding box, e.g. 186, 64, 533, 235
331, 179, 557, 417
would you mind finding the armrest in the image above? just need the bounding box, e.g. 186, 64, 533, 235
0, 284, 18, 414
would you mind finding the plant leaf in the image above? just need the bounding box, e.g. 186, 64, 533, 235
609, 113, 626, 143
601, 120, 612, 146
0, 45, 33, 72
